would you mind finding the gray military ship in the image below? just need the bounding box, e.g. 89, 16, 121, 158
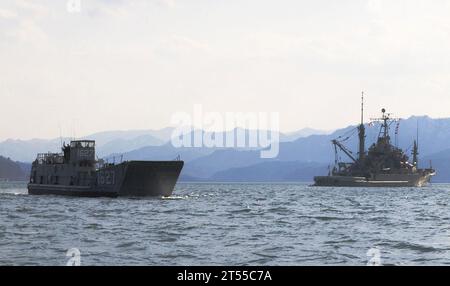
28, 140, 184, 197
314, 94, 436, 187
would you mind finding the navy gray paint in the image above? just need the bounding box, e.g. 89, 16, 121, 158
28, 140, 183, 197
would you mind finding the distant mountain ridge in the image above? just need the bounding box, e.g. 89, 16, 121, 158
281, 128, 333, 142
0, 156, 28, 181
0, 129, 171, 162
176, 115, 450, 181
210, 161, 328, 182
423, 149, 450, 183
101, 115, 450, 182
2, 116, 450, 182
0, 127, 329, 162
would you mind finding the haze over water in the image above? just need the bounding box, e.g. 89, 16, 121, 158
1, 182, 449, 266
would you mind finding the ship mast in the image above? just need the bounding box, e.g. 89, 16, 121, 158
358, 92, 366, 162
412, 121, 419, 166
370, 108, 393, 145
382, 109, 389, 140
331, 92, 366, 167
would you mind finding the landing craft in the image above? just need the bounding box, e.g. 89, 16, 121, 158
314, 93, 436, 187
27, 140, 184, 197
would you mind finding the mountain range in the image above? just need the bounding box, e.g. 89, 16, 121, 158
0, 127, 327, 162
135, 116, 449, 182
1, 117, 450, 182
0, 128, 169, 162
0, 156, 28, 181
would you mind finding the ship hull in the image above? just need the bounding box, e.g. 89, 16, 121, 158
27, 184, 118, 197
314, 173, 434, 187
28, 161, 184, 197
117, 161, 184, 197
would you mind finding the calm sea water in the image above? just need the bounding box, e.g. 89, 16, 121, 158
1, 181, 450, 266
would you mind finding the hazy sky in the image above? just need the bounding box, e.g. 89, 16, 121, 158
1, 0, 450, 140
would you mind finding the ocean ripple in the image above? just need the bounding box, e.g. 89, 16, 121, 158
1, 182, 450, 265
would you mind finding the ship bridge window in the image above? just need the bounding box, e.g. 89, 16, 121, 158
70, 141, 95, 148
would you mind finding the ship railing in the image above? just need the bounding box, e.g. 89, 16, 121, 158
97, 155, 124, 169
36, 152, 64, 165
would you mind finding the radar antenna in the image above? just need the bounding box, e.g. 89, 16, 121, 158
370, 108, 400, 144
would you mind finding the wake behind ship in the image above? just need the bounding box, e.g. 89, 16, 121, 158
28, 140, 184, 197
314, 94, 436, 187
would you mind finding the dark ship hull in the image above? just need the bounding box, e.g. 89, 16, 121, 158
28, 184, 118, 197
28, 161, 184, 197
314, 172, 435, 188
